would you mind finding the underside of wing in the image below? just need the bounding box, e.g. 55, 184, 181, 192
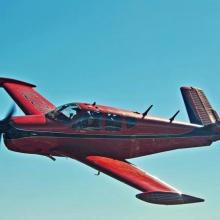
78, 156, 204, 205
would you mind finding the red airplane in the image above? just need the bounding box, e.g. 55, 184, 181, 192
0, 77, 218, 205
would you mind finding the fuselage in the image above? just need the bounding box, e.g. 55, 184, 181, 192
4, 102, 218, 159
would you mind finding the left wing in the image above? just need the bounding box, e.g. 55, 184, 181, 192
77, 156, 204, 205
0, 77, 55, 115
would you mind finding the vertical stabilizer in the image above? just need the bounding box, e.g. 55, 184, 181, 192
180, 86, 219, 125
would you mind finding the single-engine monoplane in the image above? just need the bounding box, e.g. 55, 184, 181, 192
0, 77, 218, 205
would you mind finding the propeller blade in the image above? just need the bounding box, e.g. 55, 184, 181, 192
0, 105, 16, 135
1, 105, 16, 123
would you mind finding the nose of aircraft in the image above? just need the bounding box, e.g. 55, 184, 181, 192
0, 105, 16, 143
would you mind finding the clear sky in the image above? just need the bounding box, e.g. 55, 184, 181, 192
0, 1, 220, 219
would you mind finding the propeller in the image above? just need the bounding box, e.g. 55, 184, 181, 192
0, 105, 16, 142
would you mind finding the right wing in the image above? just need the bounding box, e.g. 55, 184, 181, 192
77, 155, 204, 205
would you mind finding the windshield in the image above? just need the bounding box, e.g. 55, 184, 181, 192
46, 103, 81, 121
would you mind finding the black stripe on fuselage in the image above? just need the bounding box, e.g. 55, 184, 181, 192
4, 125, 214, 140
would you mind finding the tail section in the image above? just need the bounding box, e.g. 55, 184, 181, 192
0, 77, 55, 115
181, 86, 219, 125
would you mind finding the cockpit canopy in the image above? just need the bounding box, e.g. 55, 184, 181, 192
46, 103, 137, 131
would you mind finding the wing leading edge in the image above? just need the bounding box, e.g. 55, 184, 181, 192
79, 156, 204, 205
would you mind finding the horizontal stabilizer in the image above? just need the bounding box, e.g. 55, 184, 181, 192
136, 192, 204, 205
181, 86, 219, 125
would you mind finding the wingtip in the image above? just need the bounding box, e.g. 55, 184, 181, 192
181, 194, 205, 204
136, 192, 204, 205
0, 77, 36, 87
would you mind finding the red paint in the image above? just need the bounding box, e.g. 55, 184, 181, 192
0, 77, 55, 114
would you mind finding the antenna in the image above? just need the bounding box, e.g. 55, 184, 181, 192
169, 110, 180, 123
142, 105, 153, 118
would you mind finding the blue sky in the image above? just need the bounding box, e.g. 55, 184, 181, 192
1, 0, 220, 219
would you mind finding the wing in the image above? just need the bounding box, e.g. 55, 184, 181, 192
0, 77, 55, 115
77, 156, 204, 205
